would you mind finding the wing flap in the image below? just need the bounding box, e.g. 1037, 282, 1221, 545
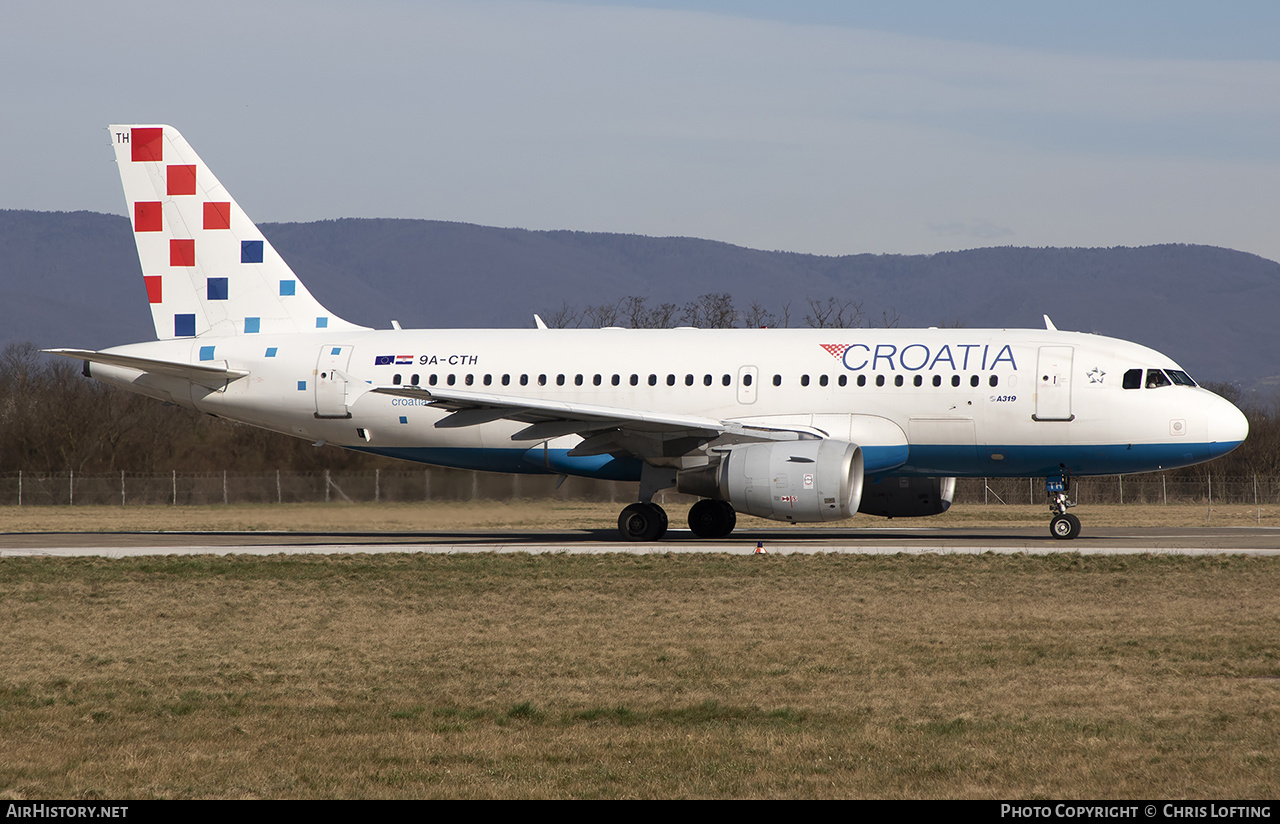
371, 385, 725, 435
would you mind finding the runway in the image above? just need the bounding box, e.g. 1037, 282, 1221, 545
2, 526, 1277, 556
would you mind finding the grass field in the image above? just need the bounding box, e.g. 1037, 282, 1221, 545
1, 504, 1278, 799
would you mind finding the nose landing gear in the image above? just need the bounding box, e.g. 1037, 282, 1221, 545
1047, 474, 1081, 540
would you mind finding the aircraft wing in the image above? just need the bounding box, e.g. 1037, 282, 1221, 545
370, 385, 820, 454
44, 348, 249, 389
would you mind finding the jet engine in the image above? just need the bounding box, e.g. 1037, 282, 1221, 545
677, 439, 863, 522
857, 476, 956, 518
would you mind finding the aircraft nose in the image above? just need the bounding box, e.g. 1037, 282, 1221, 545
1205, 393, 1249, 459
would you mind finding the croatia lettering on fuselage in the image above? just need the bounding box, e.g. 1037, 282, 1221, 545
820, 343, 1018, 372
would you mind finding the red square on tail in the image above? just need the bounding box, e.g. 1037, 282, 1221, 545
144, 275, 163, 304
204, 202, 231, 230
167, 165, 196, 195
134, 201, 162, 232
131, 128, 163, 162
170, 239, 195, 267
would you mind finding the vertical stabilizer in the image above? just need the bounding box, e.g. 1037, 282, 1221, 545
110, 124, 367, 340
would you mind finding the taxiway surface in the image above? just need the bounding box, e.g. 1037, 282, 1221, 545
1, 526, 1277, 556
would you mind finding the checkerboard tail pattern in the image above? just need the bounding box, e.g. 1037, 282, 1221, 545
110, 124, 365, 339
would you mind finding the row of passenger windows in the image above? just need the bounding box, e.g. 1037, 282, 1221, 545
391, 372, 1003, 389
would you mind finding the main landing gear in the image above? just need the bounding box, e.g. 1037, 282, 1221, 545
617, 499, 740, 541
1047, 474, 1081, 540
687, 499, 736, 539
617, 466, 739, 542
618, 502, 668, 542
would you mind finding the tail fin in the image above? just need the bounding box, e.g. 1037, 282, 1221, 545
110, 124, 367, 340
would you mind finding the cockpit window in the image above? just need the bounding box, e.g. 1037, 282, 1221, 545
1166, 369, 1196, 387
1123, 369, 1142, 390
1145, 369, 1172, 389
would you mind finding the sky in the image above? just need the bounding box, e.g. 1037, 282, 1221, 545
4, 0, 1279, 260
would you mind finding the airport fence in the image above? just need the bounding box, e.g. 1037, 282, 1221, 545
0, 469, 1276, 509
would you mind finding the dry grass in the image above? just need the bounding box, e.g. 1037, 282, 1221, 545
0, 552, 1277, 799
0, 499, 1276, 533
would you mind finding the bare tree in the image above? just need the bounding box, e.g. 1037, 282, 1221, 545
584, 300, 622, 328
803, 297, 863, 328
682, 293, 737, 328
541, 301, 581, 329
742, 301, 776, 329
877, 308, 901, 328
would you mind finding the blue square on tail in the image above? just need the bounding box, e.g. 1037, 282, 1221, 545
241, 240, 264, 263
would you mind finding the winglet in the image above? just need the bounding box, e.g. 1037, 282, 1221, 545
534, 314, 548, 329
1043, 314, 1057, 331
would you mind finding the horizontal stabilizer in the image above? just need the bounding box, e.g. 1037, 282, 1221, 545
44, 348, 248, 389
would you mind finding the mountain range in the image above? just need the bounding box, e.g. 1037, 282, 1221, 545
2, 209, 1276, 392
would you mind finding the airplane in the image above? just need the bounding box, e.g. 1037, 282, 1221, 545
47, 124, 1248, 542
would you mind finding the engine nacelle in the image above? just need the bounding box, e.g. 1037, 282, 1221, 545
677, 440, 864, 522
857, 476, 956, 518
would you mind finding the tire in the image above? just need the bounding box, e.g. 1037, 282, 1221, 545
619, 502, 668, 541
1050, 513, 1081, 540
688, 499, 737, 538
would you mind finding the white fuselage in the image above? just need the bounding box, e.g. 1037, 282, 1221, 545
87, 325, 1249, 483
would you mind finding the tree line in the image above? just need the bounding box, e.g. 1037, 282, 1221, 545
539, 293, 905, 330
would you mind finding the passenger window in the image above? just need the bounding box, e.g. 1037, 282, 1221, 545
575, 374, 584, 386
838, 375, 847, 387
801, 375, 810, 387
631, 374, 639, 386
704, 374, 713, 386
612, 374, 620, 386
411, 374, 420, 386
648, 374, 657, 386
555, 374, 565, 386
989, 375, 998, 387
393, 374, 401, 385
465, 374, 474, 386
743, 373, 753, 386
772, 374, 781, 387
951, 375, 961, 387
1123, 369, 1142, 389
970, 375, 980, 387
593, 374, 602, 386
819, 375, 829, 387
932, 375, 941, 387
520, 374, 529, 386
483, 374, 492, 386
687, 374, 696, 386
875, 375, 885, 387
502, 374, 511, 386
447, 374, 456, 386
667, 374, 676, 386
538, 374, 547, 386
722, 374, 731, 386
